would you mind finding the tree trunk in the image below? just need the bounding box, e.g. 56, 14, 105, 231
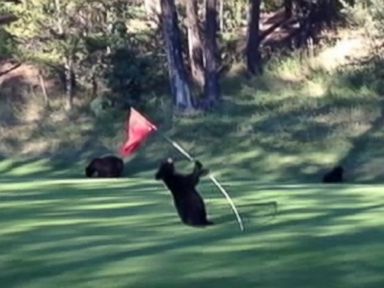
160, 0, 194, 112
38, 71, 49, 108
246, 0, 262, 75
54, 0, 64, 35
64, 56, 74, 110
219, 0, 224, 31
284, 0, 293, 18
203, 0, 220, 108
91, 71, 97, 99
0, 14, 17, 25
186, 0, 205, 92
322, 0, 339, 27
55, 0, 74, 110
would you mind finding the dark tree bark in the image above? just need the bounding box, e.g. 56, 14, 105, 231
186, 0, 205, 92
284, 0, 293, 18
203, 0, 221, 108
160, 0, 194, 112
321, 0, 340, 27
246, 0, 262, 75
0, 14, 17, 25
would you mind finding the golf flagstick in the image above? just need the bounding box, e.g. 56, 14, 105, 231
120, 107, 244, 231
161, 134, 244, 232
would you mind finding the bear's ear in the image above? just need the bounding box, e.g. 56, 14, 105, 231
167, 158, 173, 164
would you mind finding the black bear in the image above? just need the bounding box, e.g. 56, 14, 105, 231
322, 166, 344, 183
85, 155, 124, 178
155, 158, 213, 227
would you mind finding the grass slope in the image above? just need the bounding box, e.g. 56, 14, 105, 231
2, 34, 384, 183
1, 177, 384, 288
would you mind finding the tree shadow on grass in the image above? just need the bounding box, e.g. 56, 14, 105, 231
337, 60, 384, 183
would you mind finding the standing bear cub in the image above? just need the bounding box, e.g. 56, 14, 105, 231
85, 155, 124, 178
155, 158, 213, 227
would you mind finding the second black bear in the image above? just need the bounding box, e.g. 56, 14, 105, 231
322, 166, 344, 183
155, 158, 213, 227
85, 155, 124, 178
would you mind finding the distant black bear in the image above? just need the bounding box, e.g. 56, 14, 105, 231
85, 155, 124, 178
155, 158, 213, 227
322, 166, 344, 183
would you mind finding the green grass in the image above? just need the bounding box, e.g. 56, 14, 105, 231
1, 177, 384, 288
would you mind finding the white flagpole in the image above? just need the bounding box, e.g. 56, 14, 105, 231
207, 174, 244, 231
161, 134, 244, 231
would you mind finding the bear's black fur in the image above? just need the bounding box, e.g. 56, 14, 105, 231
85, 155, 124, 178
155, 158, 213, 227
322, 166, 344, 183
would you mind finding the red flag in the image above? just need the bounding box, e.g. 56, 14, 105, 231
120, 108, 157, 157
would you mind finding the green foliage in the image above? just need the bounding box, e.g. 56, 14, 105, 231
262, 0, 284, 11
0, 1, 16, 58
222, 0, 248, 32
0, 28, 16, 59
2, 0, 167, 110
340, 60, 384, 95
341, 0, 384, 35
105, 47, 157, 106
366, 0, 384, 36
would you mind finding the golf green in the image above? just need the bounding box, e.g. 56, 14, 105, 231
1, 178, 383, 287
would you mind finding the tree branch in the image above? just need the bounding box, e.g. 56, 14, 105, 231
0, 63, 21, 77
